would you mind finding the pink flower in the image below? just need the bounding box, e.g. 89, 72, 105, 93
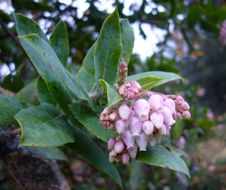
161, 106, 175, 126
129, 116, 142, 137
121, 153, 130, 165
135, 132, 148, 151
114, 140, 125, 154
142, 121, 154, 135
149, 94, 163, 110
115, 119, 126, 134
150, 112, 164, 129
127, 144, 138, 159
121, 130, 135, 149
118, 104, 131, 120
108, 137, 116, 150
133, 99, 150, 121
163, 98, 176, 112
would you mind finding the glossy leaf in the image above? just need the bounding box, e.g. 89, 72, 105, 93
18, 34, 95, 109
99, 79, 123, 107
0, 94, 23, 126
15, 104, 74, 147
95, 9, 122, 85
75, 43, 97, 99
50, 21, 69, 65
13, 13, 48, 42
120, 19, 134, 63
70, 127, 122, 187
70, 104, 114, 142
135, 76, 162, 89
36, 78, 55, 105
127, 71, 182, 89
16, 80, 39, 105
136, 145, 190, 177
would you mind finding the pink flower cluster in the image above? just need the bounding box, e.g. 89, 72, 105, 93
100, 81, 191, 164
219, 20, 226, 45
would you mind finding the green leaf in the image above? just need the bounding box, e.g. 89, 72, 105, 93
127, 71, 182, 89
136, 145, 190, 177
70, 127, 122, 187
18, 34, 95, 109
23, 147, 68, 161
36, 78, 55, 105
15, 104, 74, 147
95, 9, 122, 85
135, 76, 162, 90
120, 19, 134, 63
16, 80, 39, 105
0, 94, 23, 126
70, 104, 114, 142
50, 21, 69, 65
13, 13, 48, 42
75, 43, 97, 99
99, 79, 123, 107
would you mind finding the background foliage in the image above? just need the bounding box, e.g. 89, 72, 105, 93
0, 0, 226, 189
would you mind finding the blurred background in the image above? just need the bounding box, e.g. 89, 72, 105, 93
0, 0, 226, 189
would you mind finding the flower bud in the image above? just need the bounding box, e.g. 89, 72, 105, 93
128, 144, 138, 159
129, 116, 142, 137
134, 99, 150, 121
118, 104, 131, 120
114, 140, 125, 154
109, 150, 117, 162
182, 111, 191, 119
121, 153, 130, 165
121, 130, 134, 149
108, 137, 116, 150
142, 121, 154, 135
164, 98, 176, 112
135, 132, 148, 151
149, 94, 163, 111
115, 119, 126, 134
161, 106, 175, 126
150, 112, 163, 129
159, 124, 169, 136
181, 102, 190, 111
109, 112, 117, 121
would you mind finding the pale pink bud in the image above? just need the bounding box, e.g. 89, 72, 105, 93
121, 130, 134, 149
149, 94, 163, 111
129, 116, 142, 137
128, 144, 138, 159
181, 102, 190, 111
118, 84, 126, 95
182, 111, 191, 119
115, 119, 126, 134
121, 153, 130, 165
164, 99, 176, 112
150, 112, 164, 129
109, 112, 117, 121
114, 141, 125, 154
161, 106, 175, 126
133, 99, 150, 121
102, 107, 112, 115
130, 81, 141, 90
159, 124, 169, 136
176, 112, 182, 119
142, 121, 154, 135
135, 132, 148, 151
109, 150, 117, 162
108, 137, 116, 150
118, 104, 131, 120
177, 136, 186, 149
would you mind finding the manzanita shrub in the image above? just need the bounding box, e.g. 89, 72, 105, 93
0, 10, 191, 187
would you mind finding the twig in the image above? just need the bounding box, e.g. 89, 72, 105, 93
0, 18, 22, 49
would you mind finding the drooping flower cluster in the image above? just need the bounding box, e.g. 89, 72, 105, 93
100, 81, 191, 164
219, 20, 226, 45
